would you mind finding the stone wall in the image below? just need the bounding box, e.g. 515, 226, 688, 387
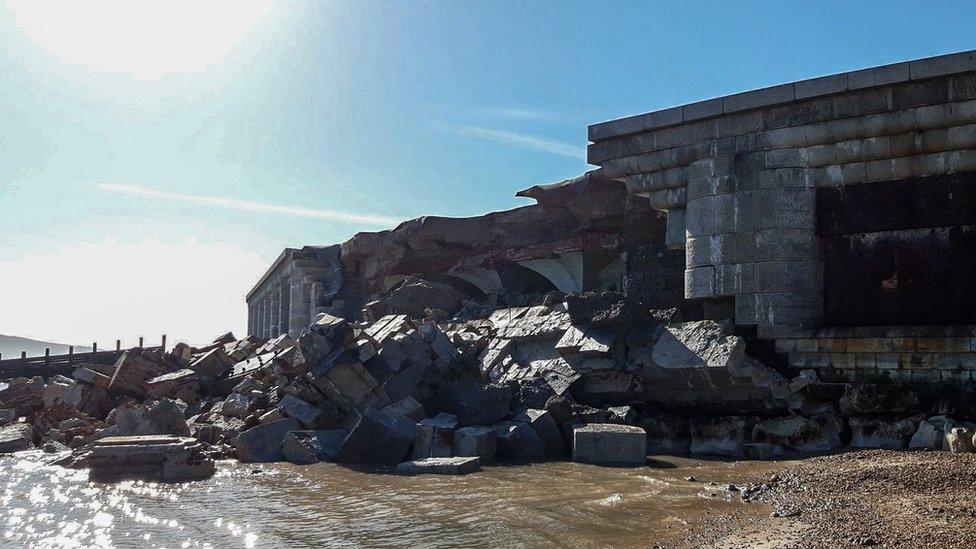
588, 50, 976, 340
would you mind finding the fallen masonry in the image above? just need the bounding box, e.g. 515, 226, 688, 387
4, 50, 976, 480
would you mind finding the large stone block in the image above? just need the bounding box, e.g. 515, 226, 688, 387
452, 426, 497, 464
235, 417, 302, 462
651, 320, 744, 370
637, 414, 691, 454
0, 423, 33, 453
337, 408, 416, 466
281, 430, 345, 464
433, 381, 513, 427
278, 394, 338, 430
513, 408, 566, 458
690, 416, 755, 456
571, 424, 646, 465
751, 415, 842, 454
412, 413, 458, 459
493, 421, 546, 461
849, 416, 921, 450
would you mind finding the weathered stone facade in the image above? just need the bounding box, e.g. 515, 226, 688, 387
246, 246, 343, 338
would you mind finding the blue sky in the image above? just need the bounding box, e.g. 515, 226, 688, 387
1, 0, 974, 347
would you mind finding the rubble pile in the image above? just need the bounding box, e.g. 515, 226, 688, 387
3, 292, 975, 480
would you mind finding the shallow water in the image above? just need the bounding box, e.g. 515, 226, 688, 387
0, 452, 780, 548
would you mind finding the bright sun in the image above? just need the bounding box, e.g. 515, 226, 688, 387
4, 0, 277, 79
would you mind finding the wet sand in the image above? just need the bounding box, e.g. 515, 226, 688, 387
1, 452, 782, 548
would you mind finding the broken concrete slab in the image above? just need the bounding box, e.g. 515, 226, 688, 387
337, 408, 417, 466
188, 348, 235, 379
88, 435, 215, 482
108, 350, 176, 398
396, 456, 482, 475
214, 393, 251, 419
146, 369, 201, 402
452, 426, 497, 464
571, 424, 646, 465
235, 417, 302, 462
114, 399, 190, 437
281, 430, 345, 464
0, 422, 33, 453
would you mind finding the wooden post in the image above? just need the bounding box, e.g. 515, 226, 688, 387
44, 348, 50, 366
21, 351, 27, 366
92, 342, 97, 363
161, 334, 167, 352
139, 336, 144, 348
68, 346, 74, 366
116, 339, 121, 352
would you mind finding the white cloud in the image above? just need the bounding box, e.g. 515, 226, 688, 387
475, 107, 560, 121
98, 183, 402, 226
0, 238, 267, 348
449, 126, 582, 159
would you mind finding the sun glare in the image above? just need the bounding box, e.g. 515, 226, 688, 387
4, 0, 276, 79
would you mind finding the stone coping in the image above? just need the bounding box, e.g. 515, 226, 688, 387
589, 50, 976, 142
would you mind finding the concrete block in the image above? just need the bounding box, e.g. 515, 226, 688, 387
686, 237, 710, 268
734, 293, 759, 325
759, 187, 815, 230
756, 229, 819, 261
763, 126, 808, 148
281, 430, 345, 464
235, 418, 302, 462
949, 73, 976, 101
493, 421, 546, 461
412, 412, 458, 459
892, 79, 949, 110
722, 83, 794, 113
572, 424, 646, 465
848, 62, 910, 90
716, 111, 763, 137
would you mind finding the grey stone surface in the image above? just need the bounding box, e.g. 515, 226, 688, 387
396, 457, 482, 475
452, 426, 497, 464
571, 424, 646, 465
493, 421, 546, 461
0, 408, 15, 426
281, 429, 345, 464
412, 413, 459, 459
513, 408, 565, 457
278, 394, 337, 429
651, 320, 744, 370
235, 418, 302, 462
849, 416, 921, 450
381, 396, 426, 423
751, 415, 842, 454
337, 408, 416, 466
690, 416, 754, 456
0, 422, 32, 453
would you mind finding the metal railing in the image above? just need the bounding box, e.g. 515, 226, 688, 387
0, 335, 167, 380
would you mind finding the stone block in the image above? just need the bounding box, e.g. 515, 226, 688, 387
453, 426, 497, 464
146, 369, 200, 402
722, 83, 794, 113
493, 421, 546, 461
108, 350, 175, 398
278, 394, 338, 430
849, 62, 909, 90
637, 414, 690, 454
337, 408, 416, 466
651, 320, 745, 370
188, 348, 235, 379
665, 208, 686, 249
848, 416, 920, 450
234, 418, 302, 462
795, 73, 849, 100
0, 423, 33, 453
682, 98, 723, 121
690, 416, 755, 456
910, 50, 976, 79
751, 415, 842, 454
412, 412, 459, 459
381, 396, 426, 422
513, 408, 566, 457
281, 430, 345, 464
432, 381, 513, 427
396, 456, 482, 475
0, 409, 15, 426
684, 266, 714, 299
572, 424, 646, 465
